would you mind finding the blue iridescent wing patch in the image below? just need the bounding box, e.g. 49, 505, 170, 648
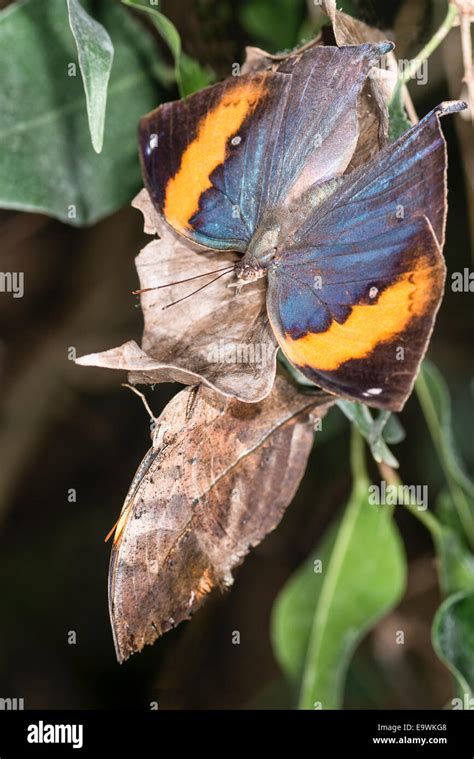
139, 42, 391, 250
266, 104, 463, 410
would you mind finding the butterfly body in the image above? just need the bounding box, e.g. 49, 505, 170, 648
139, 40, 466, 411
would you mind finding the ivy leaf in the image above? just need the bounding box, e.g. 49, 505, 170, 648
432, 591, 474, 701
337, 401, 401, 468
382, 413, 406, 445
239, 0, 307, 53
67, 0, 114, 153
271, 525, 338, 686
121, 0, 213, 97
388, 89, 412, 142
179, 52, 215, 96
416, 361, 474, 549
0, 0, 166, 225
435, 523, 474, 597
271, 432, 406, 708
417, 362, 474, 495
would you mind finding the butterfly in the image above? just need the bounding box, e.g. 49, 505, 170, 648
138, 41, 465, 411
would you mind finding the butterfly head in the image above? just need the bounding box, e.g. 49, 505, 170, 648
235, 216, 281, 283
235, 262, 268, 283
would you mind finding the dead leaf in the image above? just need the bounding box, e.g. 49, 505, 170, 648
318, 0, 397, 165
242, 2, 397, 172
314, 0, 418, 145
109, 373, 333, 662
77, 190, 278, 403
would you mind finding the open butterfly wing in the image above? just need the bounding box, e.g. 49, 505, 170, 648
139, 43, 391, 250
267, 104, 464, 410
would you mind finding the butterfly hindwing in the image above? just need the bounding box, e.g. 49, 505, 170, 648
139, 43, 391, 251
266, 104, 461, 410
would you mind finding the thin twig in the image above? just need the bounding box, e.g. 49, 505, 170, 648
378, 462, 443, 539
459, 9, 474, 121
391, 2, 459, 104
122, 383, 158, 424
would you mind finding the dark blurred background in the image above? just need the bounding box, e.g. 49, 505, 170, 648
0, 0, 472, 709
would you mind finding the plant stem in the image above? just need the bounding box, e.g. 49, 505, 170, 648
379, 462, 444, 539
459, 9, 474, 122
391, 2, 459, 104
415, 371, 474, 549
350, 424, 366, 482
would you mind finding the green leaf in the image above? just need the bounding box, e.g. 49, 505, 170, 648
271, 525, 338, 685
416, 361, 474, 549
388, 89, 412, 142
417, 362, 474, 495
280, 355, 404, 463
435, 524, 474, 596
432, 591, 474, 700
277, 351, 318, 388
0, 0, 166, 226
382, 413, 406, 445
179, 52, 215, 98
122, 0, 180, 60
239, 0, 306, 52
121, 0, 213, 97
435, 489, 474, 599
67, 0, 114, 153
337, 401, 401, 468
272, 432, 406, 709
437, 488, 467, 538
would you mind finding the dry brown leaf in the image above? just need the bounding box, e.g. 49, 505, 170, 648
316, 0, 418, 139
77, 190, 278, 403
109, 373, 333, 662
318, 0, 398, 165
243, 2, 397, 172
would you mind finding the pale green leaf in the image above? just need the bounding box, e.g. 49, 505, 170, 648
67, 0, 114, 153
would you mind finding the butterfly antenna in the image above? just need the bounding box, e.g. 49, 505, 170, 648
162, 269, 234, 310
133, 265, 234, 295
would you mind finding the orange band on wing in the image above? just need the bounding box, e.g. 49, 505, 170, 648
164, 79, 267, 231
281, 261, 440, 371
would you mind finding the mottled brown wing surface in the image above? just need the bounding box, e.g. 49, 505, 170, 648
108, 376, 333, 662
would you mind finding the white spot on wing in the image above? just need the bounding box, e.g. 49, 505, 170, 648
363, 388, 383, 397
